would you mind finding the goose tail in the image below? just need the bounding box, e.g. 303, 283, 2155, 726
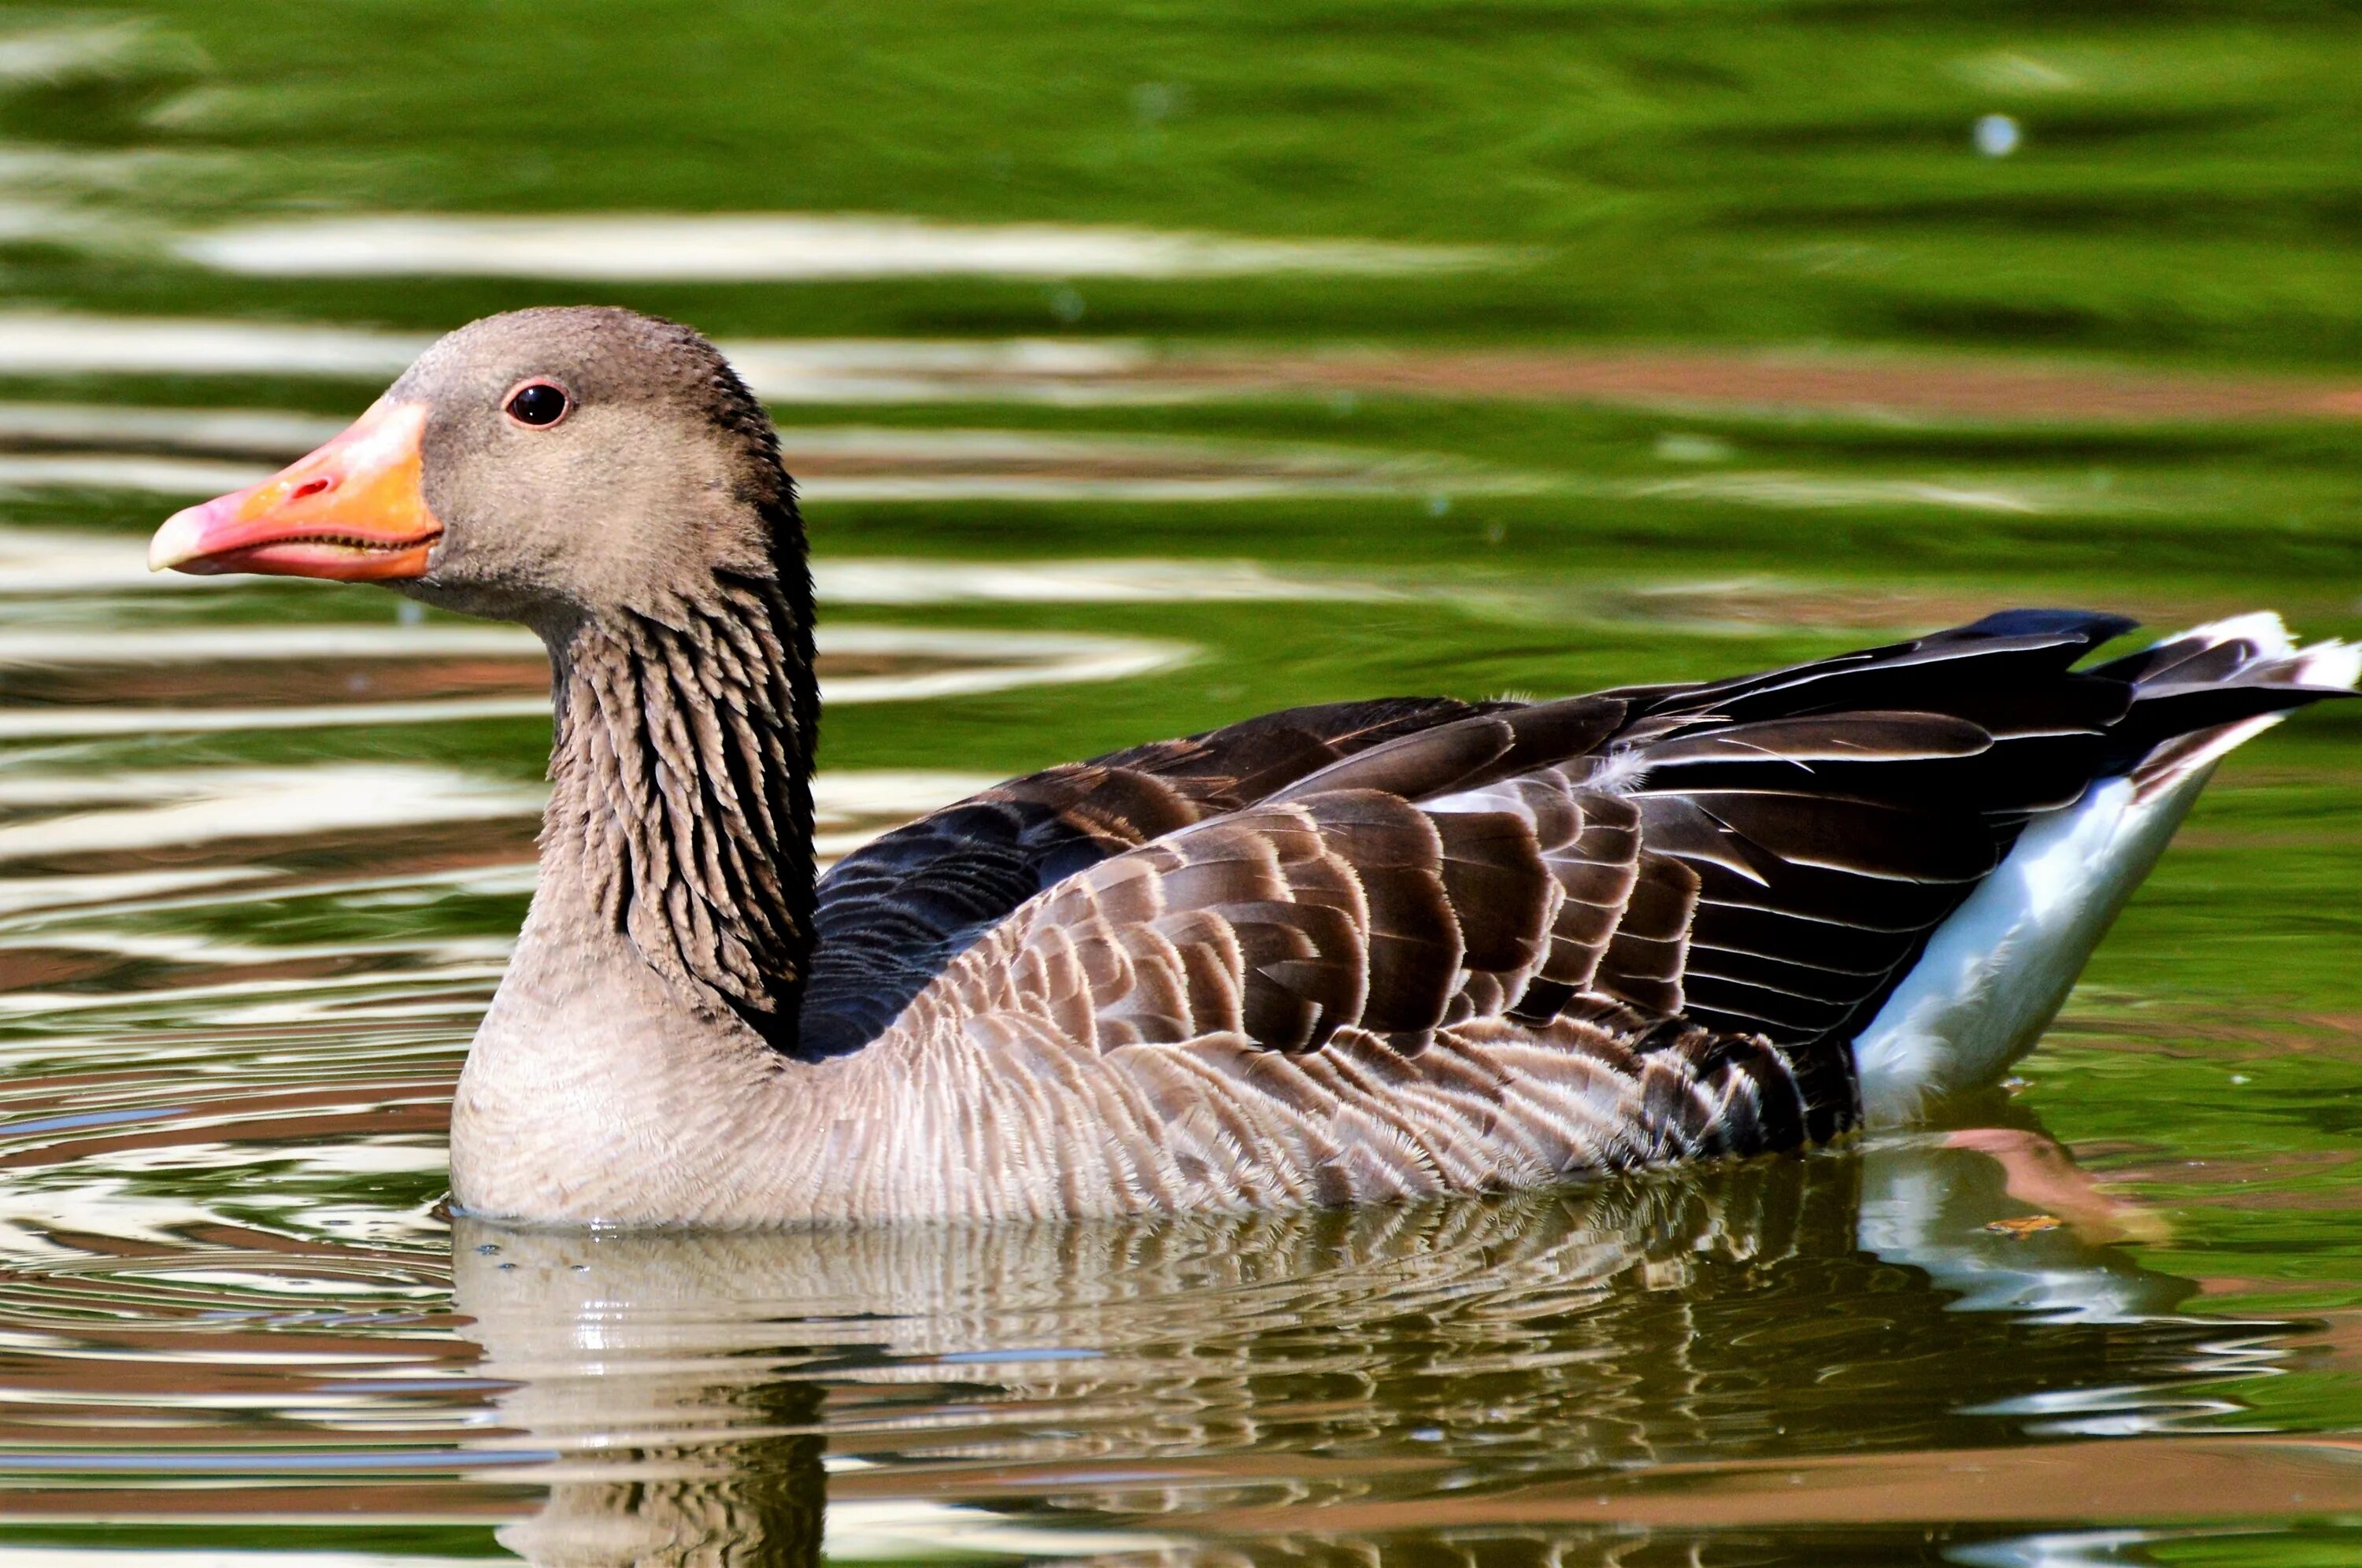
1852, 612, 2357, 1126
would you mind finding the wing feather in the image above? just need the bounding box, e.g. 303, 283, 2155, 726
825, 607, 2338, 1209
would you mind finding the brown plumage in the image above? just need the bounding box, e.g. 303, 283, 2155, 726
146, 306, 2358, 1226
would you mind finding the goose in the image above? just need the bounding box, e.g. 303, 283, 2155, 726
147, 306, 2357, 1227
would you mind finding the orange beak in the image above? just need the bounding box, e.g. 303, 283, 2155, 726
148, 401, 442, 580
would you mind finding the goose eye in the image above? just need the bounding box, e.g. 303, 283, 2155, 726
504, 381, 571, 427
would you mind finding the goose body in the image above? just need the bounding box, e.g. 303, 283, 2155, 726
147, 308, 2356, 1226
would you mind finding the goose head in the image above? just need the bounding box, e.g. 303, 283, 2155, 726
150, 309, 821, 1062
147, 306, 802, 634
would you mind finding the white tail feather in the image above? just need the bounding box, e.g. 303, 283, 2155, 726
2155, 610, 2359, 692
1852, 614, 2356, 1125
2177, 609, 2294, 656
2293, 638, 2362, 690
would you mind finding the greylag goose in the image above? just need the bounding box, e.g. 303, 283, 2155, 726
147, 307, 2357, 1227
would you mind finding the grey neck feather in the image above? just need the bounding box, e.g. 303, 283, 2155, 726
544, 564, 817, 1052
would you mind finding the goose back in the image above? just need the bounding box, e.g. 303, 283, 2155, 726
769, 610, 2349, 1213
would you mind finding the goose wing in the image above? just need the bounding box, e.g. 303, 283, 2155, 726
836, 611, 2334, 1085
798, 696, 1512, 1056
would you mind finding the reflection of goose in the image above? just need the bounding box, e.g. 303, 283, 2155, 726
148, 307, 2356, 1226
453, 1137, 2257, 1566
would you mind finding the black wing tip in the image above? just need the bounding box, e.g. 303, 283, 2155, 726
1942, 608, 2142, 647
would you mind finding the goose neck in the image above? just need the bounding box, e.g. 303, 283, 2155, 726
541, 579, 818, 1048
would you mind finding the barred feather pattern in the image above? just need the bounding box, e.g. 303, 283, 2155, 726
775, 611, 2342, 1219
812, 765, 1857, 1219
471, 608, 2347, 1222
552, 575, 816, 1044
798, 696, 1506, 1057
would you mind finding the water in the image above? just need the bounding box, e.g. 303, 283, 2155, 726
2, 1, 2361, 1562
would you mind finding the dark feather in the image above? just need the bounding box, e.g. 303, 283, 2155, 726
1431, 809, 1551, 972
808, 605, 2346, 1179
800, 697, 1490, 1056
1594, 852, 1700, 1016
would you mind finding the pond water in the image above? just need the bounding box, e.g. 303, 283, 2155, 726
2, 2, 2360, 1563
